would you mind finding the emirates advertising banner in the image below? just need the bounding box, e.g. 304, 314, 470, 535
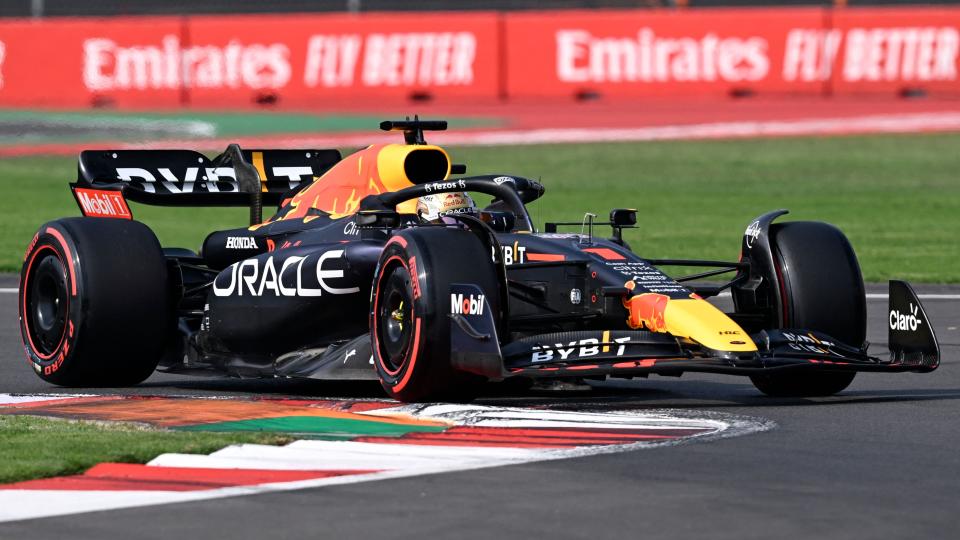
505, 7, 960, 98
0, 8, 957, 107
0, 12, 500, 107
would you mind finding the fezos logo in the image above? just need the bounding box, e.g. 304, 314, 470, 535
424, 179, 466, 193
73, 188, 132, 219
451, 293, 485, 316
225, 237, 258, 249
890, 303, 923, 331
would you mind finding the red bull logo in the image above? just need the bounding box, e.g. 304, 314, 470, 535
624, 292, 670, 332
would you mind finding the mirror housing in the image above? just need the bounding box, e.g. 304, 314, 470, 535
610, 208, 637, 227
356, 209, 401, 229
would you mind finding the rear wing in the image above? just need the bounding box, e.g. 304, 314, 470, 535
74, 147, 342, 207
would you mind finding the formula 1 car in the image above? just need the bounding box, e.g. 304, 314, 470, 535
19, 119, 940, 401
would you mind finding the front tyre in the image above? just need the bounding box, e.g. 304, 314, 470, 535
371, 228, 499, 402
750, 221, 865, 397
20, 218, 171, 386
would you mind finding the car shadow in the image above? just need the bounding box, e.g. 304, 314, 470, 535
134, 374, 960, 412
478, 382, 960, 410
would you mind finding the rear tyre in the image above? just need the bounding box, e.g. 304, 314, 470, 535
750, 221, 865, 397
371, 227, 498, 402
20, 218, 171, 386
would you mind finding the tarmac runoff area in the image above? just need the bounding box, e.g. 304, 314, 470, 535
0, 273, 957, 538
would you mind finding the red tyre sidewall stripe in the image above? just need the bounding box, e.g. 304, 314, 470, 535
391, 318, 421, 394
45, 227, 77, 296
373, 255, 407, 378
372, 247, 423, 392
21, 244, 70, 362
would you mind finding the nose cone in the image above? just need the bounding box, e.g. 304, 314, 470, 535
624, 294, 757, 353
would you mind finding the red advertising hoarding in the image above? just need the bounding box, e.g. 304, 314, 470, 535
504, 8, 830, 99
0, 7, 957, 109
829, 8, 960, 96
0, 17, 185, 108
185, 12, 501, 107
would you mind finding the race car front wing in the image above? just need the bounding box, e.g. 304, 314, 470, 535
450, 280, 940, 381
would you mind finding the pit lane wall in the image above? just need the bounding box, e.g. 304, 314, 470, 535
0, 7, 958, 107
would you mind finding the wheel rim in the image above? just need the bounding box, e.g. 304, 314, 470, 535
25, 251, 69, 358
377, 265, 414, 375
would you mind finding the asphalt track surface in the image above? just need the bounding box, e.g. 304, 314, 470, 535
0, 274, 957, 539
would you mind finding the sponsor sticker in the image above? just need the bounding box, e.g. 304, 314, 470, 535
225, 237, 258, 249
531, 336, 632, 363
343, 220, 360, 236
451, 292, 485, 316
781, 331, 836, 354
890, 303, 923, 331
72, 188, 132, 219
493, 241, 527, 265
423, 179, 466, 193
409, 256, 422, 300
213, 250, 359, 297
744, 221, 761, 248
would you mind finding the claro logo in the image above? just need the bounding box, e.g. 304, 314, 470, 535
890, 303, 923, 331
213, 250, 359, 297
451, 293, 485, 316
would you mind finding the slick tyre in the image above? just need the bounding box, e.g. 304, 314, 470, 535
371, 228, 498, 402
750, 221, 866, 397
20, 218, 171, 386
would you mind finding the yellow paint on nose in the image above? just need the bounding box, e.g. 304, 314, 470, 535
663, 299, 757, 352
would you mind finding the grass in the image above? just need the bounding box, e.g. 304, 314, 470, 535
1, 132, 957, 281
0, 415, 292, 484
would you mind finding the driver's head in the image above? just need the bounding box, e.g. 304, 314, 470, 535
416, 192, 478, 222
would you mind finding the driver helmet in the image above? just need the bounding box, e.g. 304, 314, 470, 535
416, 192, 478, 222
